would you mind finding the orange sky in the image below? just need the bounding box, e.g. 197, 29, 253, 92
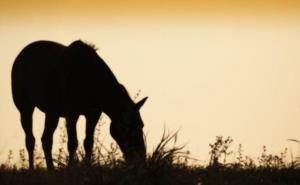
1, 0, 300, 19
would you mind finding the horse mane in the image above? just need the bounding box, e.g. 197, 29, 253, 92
69, 40, 98, 52
85, 42, 98, 51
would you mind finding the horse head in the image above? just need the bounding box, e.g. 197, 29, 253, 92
110, 96, 148, 164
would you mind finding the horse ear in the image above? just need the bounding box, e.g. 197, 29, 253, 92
136, 97, 148, 110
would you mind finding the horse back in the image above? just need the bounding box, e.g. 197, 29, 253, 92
12, 40, 120, 116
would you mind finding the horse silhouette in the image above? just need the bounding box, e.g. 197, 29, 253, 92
11, 40, 148, 170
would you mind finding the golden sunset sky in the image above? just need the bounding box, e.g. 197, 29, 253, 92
0, 0, 300, 163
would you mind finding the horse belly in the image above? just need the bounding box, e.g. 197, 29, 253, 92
34, 85, 65, 116
62, 78, 103, 113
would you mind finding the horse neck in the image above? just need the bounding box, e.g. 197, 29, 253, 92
102, 84, 132, 119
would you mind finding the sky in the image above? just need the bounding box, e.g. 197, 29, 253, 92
0, 0, 300, 164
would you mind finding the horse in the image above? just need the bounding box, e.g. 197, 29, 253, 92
11, 40, 148, 170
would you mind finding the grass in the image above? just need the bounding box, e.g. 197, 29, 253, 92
0, 127, 299, 185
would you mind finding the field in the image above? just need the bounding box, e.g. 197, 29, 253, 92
0, 129, 299, 185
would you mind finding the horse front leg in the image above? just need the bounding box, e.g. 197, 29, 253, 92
66, 114, 79, 166
84, 111, 101, 163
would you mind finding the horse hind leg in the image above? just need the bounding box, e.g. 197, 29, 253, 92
20, 107, 35, 170
41, 113, 59, 170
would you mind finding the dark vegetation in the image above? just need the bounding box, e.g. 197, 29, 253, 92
0, 124, 299, 185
